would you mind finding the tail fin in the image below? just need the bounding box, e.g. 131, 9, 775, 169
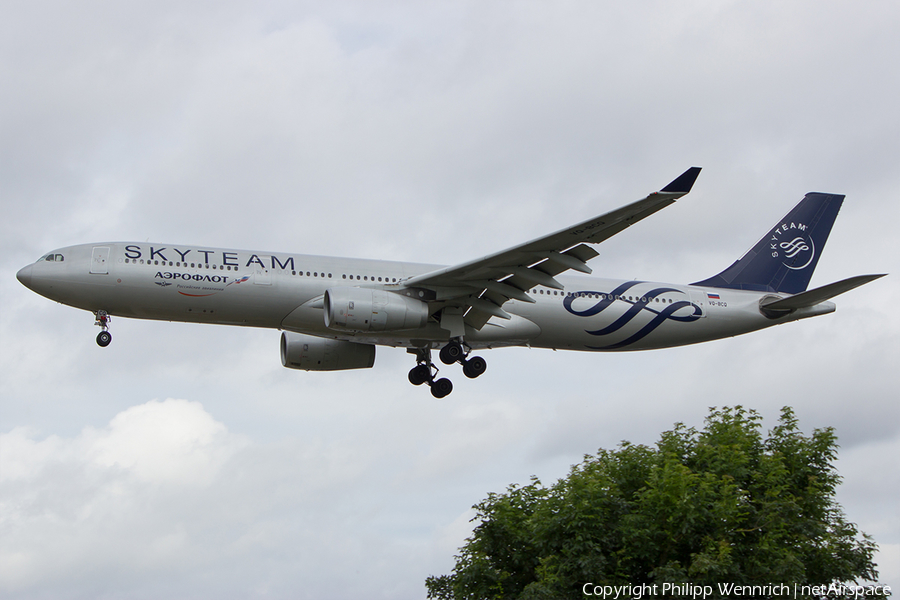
692, 192, 844, 294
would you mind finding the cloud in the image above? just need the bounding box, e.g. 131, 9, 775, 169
0, 400, 246, 592
836, 436, 900, 586
0, 397, 527, 599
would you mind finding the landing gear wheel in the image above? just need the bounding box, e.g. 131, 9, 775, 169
462, 355, 487, 379
408, 364, 431, 386
440, 341, 465, 365
96, 331, 112, 347
430, 378, 453, 398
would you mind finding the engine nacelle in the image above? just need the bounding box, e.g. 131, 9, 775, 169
280, 332, 375, 371
324, 287, 429, 332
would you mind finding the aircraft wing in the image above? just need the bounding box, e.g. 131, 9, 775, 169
402, 167, 702, 329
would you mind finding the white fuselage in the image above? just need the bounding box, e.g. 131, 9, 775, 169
18, 242, 833, 353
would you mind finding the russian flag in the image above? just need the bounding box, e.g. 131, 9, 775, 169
707, 292, 720, 300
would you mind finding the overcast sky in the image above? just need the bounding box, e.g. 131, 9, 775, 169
2, 1, 898, 598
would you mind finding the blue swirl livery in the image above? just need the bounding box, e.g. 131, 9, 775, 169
564, 281, 702, 349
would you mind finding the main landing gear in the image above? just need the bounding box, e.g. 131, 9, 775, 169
95, 310, 112, 347
440, 340, 487, 379
408, 339, 487, 398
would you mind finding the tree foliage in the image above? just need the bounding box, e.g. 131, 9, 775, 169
426, 407, 879, 599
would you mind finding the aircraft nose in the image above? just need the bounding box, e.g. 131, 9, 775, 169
16, 264, 33, 288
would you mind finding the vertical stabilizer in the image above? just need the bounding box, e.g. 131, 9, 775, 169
692, 193, 844, 294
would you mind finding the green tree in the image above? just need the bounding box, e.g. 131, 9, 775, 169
426, 407, 880, 599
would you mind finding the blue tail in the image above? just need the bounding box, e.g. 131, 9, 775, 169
692, 192, 844, 294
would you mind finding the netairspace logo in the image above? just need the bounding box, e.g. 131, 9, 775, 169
581, 582, 892, 599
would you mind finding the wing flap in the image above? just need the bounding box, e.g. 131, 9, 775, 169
464, 307, 494, 330
478, 279, 535, 303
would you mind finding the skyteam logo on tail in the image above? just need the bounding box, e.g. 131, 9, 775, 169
770, 222, 814, 270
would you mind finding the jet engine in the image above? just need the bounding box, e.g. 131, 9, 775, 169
324, 287, 429, 332
280, 332, 376, 371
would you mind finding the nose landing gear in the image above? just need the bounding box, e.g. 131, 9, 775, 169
95, 310, 112, 347
409, 339, 488, 397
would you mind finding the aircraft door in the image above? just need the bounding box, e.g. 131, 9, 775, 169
688, 289, 708, 318
90, 246, 110, 274
254, 267, 271, 285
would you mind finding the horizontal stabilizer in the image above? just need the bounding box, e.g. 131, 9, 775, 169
760, 274, 886, 311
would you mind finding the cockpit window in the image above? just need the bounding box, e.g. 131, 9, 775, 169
42, 254, 64, 262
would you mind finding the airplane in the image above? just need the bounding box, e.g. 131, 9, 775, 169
16, 167, 886, 398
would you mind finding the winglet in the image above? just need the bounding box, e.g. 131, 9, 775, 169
661, 167, 702, 194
